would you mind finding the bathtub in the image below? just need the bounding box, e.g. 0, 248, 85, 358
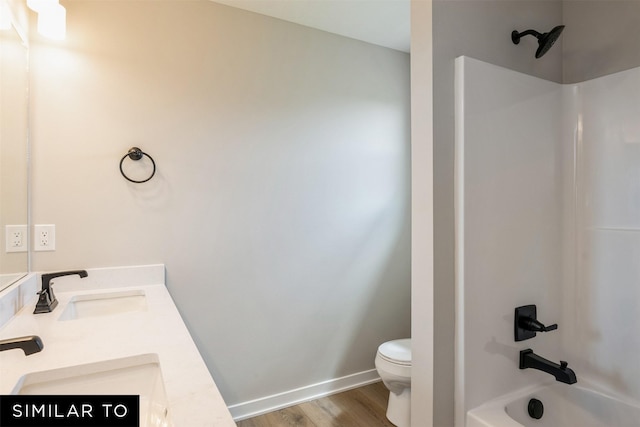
466, 381, 640, 427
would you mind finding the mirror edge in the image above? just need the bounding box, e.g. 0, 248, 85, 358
0, 0, 30, 291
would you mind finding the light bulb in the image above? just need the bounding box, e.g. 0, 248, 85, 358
37, 2, 65, 40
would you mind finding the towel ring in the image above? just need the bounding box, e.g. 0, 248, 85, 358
119, 147, 156, 183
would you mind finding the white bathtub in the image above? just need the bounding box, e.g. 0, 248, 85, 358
467, 381, 640, 427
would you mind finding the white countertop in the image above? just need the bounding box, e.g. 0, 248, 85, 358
0, 265, 237, 427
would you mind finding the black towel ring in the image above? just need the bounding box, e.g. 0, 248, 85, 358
119, 147, 156, 183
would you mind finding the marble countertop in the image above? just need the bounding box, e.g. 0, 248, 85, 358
0, 265, 237, 427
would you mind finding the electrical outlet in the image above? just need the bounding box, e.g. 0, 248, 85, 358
34, 224, 56, 251
5, 225, 27, 253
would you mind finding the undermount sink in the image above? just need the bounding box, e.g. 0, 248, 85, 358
59, 289, 147, 321
12, 353, 173, 427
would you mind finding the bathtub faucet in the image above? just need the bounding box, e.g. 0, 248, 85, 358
519, 349, 577, 384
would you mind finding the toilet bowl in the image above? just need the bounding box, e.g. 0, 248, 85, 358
375, 338, 411, 427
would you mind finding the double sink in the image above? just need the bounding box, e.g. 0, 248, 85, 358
10, 287, 172, 426
1, 265, 236, 426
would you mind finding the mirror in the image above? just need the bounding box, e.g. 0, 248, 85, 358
0, 1, 29, 291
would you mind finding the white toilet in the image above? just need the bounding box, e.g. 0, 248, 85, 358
375, 338, 411, 427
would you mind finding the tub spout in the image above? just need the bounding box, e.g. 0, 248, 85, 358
519, 349, 577, 384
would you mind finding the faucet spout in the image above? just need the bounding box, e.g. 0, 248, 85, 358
519, 349, 577, 384
0, 335, 44, 356
34, 270, 88, 314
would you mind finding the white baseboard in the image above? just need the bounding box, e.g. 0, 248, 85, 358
228, 369, 381, 421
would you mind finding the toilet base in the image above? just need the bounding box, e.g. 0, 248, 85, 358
386, 387, 411, 427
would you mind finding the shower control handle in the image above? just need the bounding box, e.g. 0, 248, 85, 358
514, 304, 558, 341
520, 317, 558, 333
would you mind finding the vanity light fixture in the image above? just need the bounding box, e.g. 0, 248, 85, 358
28, 0, 66, 40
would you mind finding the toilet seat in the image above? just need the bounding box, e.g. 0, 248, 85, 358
377, 339, 411, 366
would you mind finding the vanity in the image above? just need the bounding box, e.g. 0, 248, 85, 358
0, 264, 237, 426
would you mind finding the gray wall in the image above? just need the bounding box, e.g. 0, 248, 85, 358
432, 2, 563, 425
563, 0, 640, 83
30, 0, 411, 407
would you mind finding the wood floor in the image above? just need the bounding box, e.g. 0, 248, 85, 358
235, 382, 394, 427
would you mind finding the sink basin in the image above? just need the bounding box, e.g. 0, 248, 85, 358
59, 289, 147, 321
12, 353, 172, 427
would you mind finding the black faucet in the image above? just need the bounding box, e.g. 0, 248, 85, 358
0, 335, 44, 355
34, 270, 88, 314
520, 349, 577, 384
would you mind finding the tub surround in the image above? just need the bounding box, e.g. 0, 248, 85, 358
0, 264, 236, 426
456, 57, 640, 425
455, 56, 565, 422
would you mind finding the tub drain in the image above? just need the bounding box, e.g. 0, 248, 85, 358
528, 398, 544, 419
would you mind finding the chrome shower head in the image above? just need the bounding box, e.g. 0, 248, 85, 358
512, 25, 565, 58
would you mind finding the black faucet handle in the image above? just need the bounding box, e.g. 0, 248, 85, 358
560, 361, 568, 370
515, 305, 559, 341
519, 317, 557, 333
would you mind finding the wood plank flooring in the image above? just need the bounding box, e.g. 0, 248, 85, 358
236, 382, 394, 427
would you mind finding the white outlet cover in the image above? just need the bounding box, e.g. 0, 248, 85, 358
5, 225, 28, 253
34, 224, 56, 251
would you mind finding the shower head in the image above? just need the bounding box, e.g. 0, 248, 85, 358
511, 25, 565, 58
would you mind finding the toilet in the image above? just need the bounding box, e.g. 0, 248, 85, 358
375, 338, 411, 427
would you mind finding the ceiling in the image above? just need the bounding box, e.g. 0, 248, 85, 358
211, 0, 410, 53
